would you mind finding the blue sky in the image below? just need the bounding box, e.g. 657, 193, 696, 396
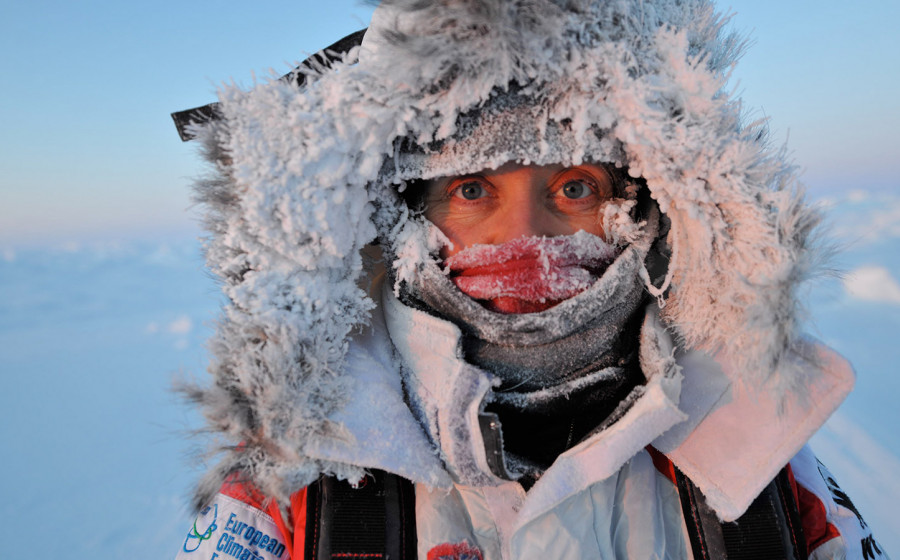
1, 0, 898, 245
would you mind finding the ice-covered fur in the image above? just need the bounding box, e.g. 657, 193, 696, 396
184, 0, 826, 507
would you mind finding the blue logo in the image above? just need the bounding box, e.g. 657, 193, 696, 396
183, 503, 219, 553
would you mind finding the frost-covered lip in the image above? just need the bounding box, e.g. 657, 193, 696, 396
442, 234, 622, 313
453, 256, 566, 277
451, 257, 607, 278
445, 235, 620, 274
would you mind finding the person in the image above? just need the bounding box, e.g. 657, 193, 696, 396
171, 1, 887, 558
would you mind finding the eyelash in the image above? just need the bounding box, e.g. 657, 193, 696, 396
442, 168, 613, 203
552, 175, 600, 201
447, 178, 490, 200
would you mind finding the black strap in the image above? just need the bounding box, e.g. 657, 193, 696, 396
676, 467, 807, 560
304, 465, 807, 560
304, 470, 416, 560
171, 28, 367, 142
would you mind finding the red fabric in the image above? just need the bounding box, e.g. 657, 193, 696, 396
261, 486, 309, 560
646, 445, 677, 485
788, 464, 842, 554
444, 236, 618, 314
264, 497, 295, 560
427, 542, 484, 560
481, 295, 563, 313
219, 473, 268, 509
289, 487, 308, 560
450, 258, 571, 313
217, 475, 308, 560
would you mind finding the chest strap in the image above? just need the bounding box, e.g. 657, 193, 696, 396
675, 467, 807, 560
304, 467, 806, 560
304, 470, 416, 560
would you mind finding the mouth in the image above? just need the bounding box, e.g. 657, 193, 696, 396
444, 235, 620, 313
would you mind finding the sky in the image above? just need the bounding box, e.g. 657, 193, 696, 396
1, 0, 898, 246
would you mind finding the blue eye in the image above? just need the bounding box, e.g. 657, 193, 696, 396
454, 181, 486, 200
561, 180, 592, 199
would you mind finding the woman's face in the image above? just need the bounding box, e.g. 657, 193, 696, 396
423, 161, 616, 257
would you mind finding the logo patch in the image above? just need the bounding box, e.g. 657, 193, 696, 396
183, 503, 220, 553
175, 493, 288, 559
427, 542, 483, 560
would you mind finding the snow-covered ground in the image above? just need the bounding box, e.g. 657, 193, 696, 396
803, 187, 900, 556
1, 188, 898, 558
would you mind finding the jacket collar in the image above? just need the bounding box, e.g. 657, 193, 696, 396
381, 280, 688, 524
307, 274, 853, 523
379, 279, 854, 522
654, 336, 855, 521
300, 276, 453, 489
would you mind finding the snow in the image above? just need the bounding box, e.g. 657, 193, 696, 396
810, 410, 900, 538
0, 237, 212, 559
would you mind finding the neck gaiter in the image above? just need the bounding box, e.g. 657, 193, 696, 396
401, 210, 659, 473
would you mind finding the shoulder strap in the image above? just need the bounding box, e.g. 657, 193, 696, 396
676, 467, 807, 560
304, 470, 416, 560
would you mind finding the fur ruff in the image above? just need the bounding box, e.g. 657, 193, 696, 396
183, 0, 827, 508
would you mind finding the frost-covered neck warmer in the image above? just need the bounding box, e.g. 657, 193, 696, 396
181, 0, 830, 508
399, 212, 658, 470
411, 232, 650, 471
408, 231, 646, 389
445, 234, 622, 314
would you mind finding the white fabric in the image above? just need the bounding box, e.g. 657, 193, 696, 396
176, 494, 287, 560
791, 446, 888, 560
302, 291, 451, 488
415, 451, 689, 560
657, 341, 855, 521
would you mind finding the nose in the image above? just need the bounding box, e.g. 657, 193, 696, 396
488, 193, 557, 244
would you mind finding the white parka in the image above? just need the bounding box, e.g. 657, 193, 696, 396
176, 0, 886, 558
355, 277, 860, 559
176, 271, 873, 559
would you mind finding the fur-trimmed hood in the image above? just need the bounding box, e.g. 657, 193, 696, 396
183, 0, 828, 508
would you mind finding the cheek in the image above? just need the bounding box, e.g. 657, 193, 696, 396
554, 210, 606, 240
424, 205, 493, 258
435, 223, 482, 258
574, 215, 606, 238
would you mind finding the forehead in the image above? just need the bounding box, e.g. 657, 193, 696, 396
426, 161, 612, 186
